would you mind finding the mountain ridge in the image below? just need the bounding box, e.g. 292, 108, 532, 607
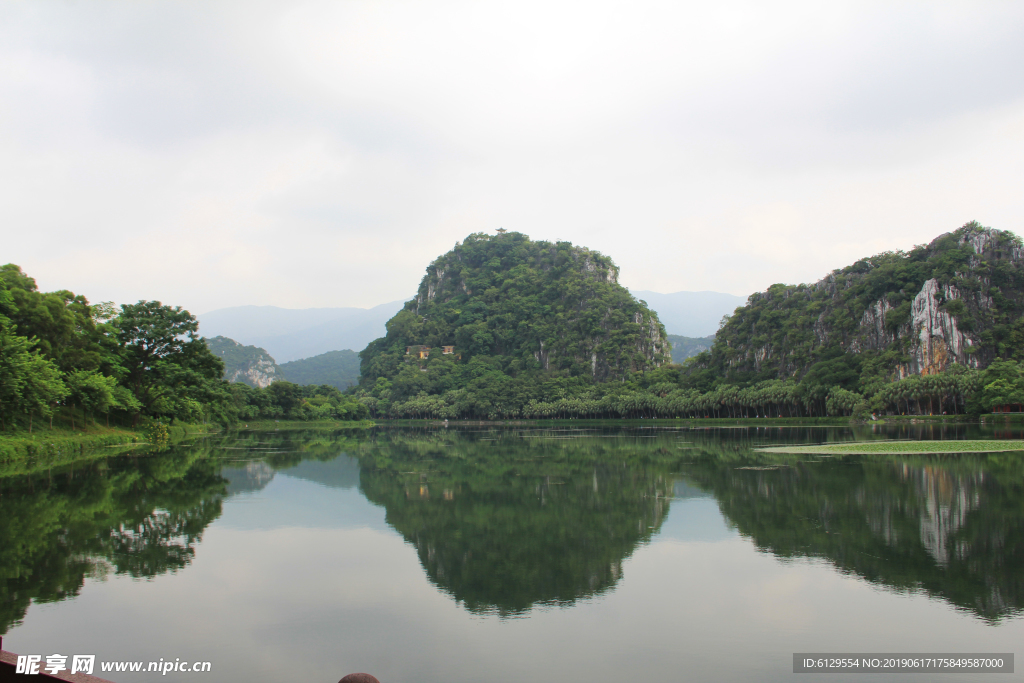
691, 221, 1024, 385
197, 300, 405, 362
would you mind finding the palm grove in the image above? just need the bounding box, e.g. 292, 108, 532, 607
0, 265, 366, 433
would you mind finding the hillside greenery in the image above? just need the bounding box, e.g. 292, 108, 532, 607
351, 225, 1024, 420
280, 349, 361, 390
355, 231, 671, 418
691, 222, 1024, 383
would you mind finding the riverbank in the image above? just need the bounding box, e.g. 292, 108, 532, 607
233, 419, 376, 431
0, 422, 220, 477
373, 414, 988, 428
0, 425, 140, 461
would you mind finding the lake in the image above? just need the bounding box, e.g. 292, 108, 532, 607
2, 423, 1022, 682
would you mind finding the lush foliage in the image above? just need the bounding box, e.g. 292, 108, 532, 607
227, 381, 368, 422
280, 349, 361, 390
350, 227, 1024, 420
0, 265, 366, 433
692, 222, 1024, 382
355, 231, 671, 418
359, 231, 669, 383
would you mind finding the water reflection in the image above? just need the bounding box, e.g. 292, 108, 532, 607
353, 429, 675, 615
0, 450, 226, 634
2, 423, 1023, 637
681, 449, 1024, 622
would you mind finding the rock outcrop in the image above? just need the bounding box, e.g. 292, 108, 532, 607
206, 336, 281, 388
701, 222, 1024, 381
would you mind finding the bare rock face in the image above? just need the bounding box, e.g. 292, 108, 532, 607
906, 278, 978, 375
205, 336, 282, 388
705, 222, 1024, 380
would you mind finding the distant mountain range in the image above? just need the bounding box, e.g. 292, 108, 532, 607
198, 291, 741, 365
629, 290, 747, 338
205, 338, 361, 391
666, 335, 714, 364
196, 301, 405, 363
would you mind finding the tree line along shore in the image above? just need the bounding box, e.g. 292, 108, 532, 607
4, 222, 1024, 451
0, 264, 368, 457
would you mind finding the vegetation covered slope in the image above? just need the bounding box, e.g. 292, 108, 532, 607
206, 336, 282, 388
280, 349, 361, 390
349, 224, 1024, 419
361, 231, 669, 384
693, 222, 1024, 386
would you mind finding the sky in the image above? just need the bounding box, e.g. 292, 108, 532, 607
2, 1, 1023, 314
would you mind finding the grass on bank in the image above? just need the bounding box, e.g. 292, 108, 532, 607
0, 405, 225, 462
757, 439, 1024, 455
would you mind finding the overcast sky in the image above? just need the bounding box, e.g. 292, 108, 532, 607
3, 1, 1023, 314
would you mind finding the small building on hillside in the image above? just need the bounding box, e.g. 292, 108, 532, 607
406, 345, 431, 359
442, 346, 455, 355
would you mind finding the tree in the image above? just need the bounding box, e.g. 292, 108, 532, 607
974, 359, 1024, 413
66, 370, 118, 424
116, 301, 225, 424
0, 264, 106, 373
0, 327, 67, 431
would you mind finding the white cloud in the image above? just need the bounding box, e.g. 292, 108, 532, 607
1, 0, 1022, 312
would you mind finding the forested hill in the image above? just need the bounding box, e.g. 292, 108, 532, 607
359, 231, 670, 385
205, 336, 281, 388
280, 350, 361, 390
691, 222, 1024, 386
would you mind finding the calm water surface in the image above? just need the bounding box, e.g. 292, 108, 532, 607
2, 423, 1023, 682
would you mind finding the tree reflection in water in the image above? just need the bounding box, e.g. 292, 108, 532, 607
354, 428, 676, 615
0, 449, 227, 634
2, 424, 1022, 633
681, 443, 1024, 623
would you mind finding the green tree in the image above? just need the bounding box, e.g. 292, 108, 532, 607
116, 301, 226, 425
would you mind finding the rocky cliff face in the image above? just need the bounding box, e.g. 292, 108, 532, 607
206, 336, 282, 388
704, 223, 1024, 381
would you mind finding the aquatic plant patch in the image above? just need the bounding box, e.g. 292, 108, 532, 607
757, 440, 1024, 455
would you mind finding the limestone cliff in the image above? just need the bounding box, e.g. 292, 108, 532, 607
699, 222, 1024, 381
205, 336, 281, 388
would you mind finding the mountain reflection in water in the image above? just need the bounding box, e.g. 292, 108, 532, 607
1, 423, 1022, 637
685, 453, 1024, 622
354, 428, 672, 615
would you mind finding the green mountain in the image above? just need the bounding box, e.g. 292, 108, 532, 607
360, 231, 670, 385
280, 349, 361, 390
205, 336, 281, 388
692, 222, 1024, 386
667, 334, 714, 363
